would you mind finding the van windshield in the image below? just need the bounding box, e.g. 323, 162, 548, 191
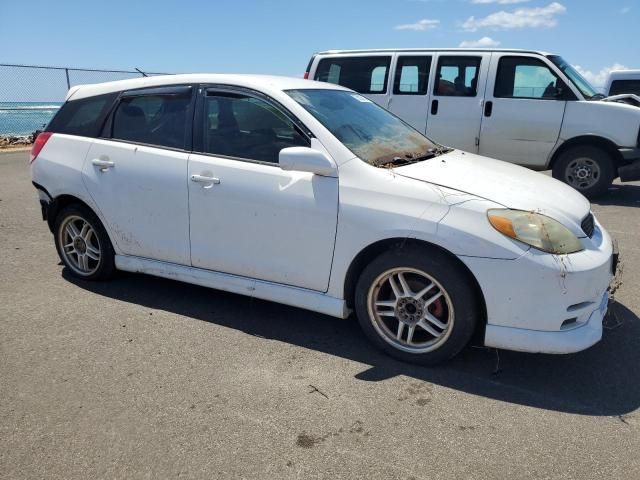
286, 89, 442, 166
547, 55, 601, 99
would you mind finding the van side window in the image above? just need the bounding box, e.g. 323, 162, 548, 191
314, 57, 391, 94
609, 79, 640, 96
111, 92, 191, 149
495, 57, 562, 99
200, 92, 308, 164
47, 93, 117, 137
434, 56, 481, 97
393, 56, 432, 95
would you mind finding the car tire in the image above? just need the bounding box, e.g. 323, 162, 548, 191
552, 145, 615, 198
54, 204, 116, 281
354, 246, 479, 365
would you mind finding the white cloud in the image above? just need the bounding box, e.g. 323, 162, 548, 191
621, 6, 631, 14
459, 36, 501, 47
395, 18, 440, 31
462, 2, 566, 31
573, 63, 627, 88
472, 0, 530, 4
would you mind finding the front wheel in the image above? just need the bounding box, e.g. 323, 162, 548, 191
552, 145, 615, 198
354, 247, 480, 365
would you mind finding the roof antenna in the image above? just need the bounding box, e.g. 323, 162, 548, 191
135, 67, 148, 77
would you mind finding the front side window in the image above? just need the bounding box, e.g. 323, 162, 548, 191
112, 92, 191, 149
393, 56, 432, 95
201, 92, 308, 163
434, 56, 481, 97
314, 56, 392, 94
495, 57, 562, 99
610, 79, 640, 96
287, 89, 436, 166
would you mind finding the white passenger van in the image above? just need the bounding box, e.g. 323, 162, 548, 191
306, 49, 640, 197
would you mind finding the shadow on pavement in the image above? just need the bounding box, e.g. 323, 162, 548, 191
593, 184, 640, 207
63, 269, 640, 417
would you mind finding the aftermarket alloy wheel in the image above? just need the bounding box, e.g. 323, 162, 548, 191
354, 247, 479, 365
54, 204, 115, 280
553, 145, 615, 198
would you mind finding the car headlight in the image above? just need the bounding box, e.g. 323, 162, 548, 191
487, 209, 584, 254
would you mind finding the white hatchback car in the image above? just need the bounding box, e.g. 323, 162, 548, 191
31, 74, 617, 364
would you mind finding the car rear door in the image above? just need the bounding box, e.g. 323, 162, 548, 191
425, 53, 491, 153
187, 87, 338, 292
478, 53, 567, 167
387, 54, 434, 133
82, 85, 194, 265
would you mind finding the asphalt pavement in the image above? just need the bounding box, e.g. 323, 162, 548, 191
1, 150, 639, 479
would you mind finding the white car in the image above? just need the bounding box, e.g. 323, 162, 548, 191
30, 74, 617, 364
306, 49, 640, 197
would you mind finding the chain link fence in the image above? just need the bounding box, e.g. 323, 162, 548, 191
0, 64, 168, 143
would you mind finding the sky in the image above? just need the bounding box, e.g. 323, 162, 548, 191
0, 0, 638, 90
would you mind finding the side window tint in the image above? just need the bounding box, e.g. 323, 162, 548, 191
314, 56, 391, 94
495, 57, 562, 99
393, 56, 432, 95
47, 93, 116, 137
434, 56, 481, 97
201, 93, 308, 163
112, 92, 191, 149
610, 79, 640, 96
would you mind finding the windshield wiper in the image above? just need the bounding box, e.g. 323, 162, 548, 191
589, 93, 606, 100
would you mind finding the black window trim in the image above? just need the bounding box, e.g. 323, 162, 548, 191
101, 84, 197, 153
191, 84, 313, 167
392, 55, 433, 96
433, 55, 483, 98
493, 55, 570, 101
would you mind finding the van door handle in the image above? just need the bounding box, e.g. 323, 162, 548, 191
484, 101, 493, 117
431, 99, 439, 115
191, 174, 221, 185
91, 158, 115, 171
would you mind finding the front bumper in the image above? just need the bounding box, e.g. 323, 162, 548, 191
460, 217, 616, 354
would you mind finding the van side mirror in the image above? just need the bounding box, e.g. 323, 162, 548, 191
279, 147, 338, 177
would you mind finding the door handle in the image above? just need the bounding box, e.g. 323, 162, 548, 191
431, 99, 439, 115
191, 174, 221, 185
91, 158, 114, 171
484, 101, 493, 117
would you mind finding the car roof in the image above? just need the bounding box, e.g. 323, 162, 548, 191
315, 48, 552, 56
66, 74, 348, 101
608, 70, 640, 79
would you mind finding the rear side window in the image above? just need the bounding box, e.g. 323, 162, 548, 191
393, 56, 432, 95
610, 79, 640, 96
314, 56, 391, 94
47, 93, 117, 137
111, 91, 191, 149
434, 56, 481, 97
494, 56, 561, 99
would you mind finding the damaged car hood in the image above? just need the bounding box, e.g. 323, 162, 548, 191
393, 150, 591, 236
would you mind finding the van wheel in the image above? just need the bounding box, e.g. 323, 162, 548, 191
354, 247, 478, 365
54, 204, 115, 280
552, 145, 615, 198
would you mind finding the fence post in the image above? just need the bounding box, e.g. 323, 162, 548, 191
65, 68, 71, 89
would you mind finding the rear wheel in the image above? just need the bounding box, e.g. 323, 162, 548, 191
354, 247, 479, 365
552, 145, 615, 198
54, 204, 115, 280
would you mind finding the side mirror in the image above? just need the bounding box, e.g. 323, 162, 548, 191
279, 147, 337, 177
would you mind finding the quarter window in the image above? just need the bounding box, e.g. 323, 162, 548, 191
393, 56, 432, 95
495, 57, 562, 99
200, 92, 308, 164
112, 91, 191, 149
314, 56, 392, 94
434, 56, 481, 97
47, 93, 117, 137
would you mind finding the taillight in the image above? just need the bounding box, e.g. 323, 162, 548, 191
30, 132, 52, 163
303, 72, 310, 79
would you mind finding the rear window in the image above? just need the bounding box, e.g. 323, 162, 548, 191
314, 56, 391, 94
610, 79, 640, 96
47, 93, 117, 137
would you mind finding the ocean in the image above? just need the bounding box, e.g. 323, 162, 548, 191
0, 102, 62, 136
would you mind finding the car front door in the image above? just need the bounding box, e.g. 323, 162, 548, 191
187, 88, 338, 292
425, 53, 490, 153
82, 85, 194, 265
387, 54, 433, 133
479, 54, 568, 167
